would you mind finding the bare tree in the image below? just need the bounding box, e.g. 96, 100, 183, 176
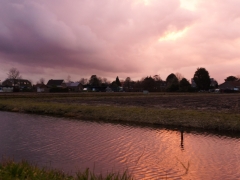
124, 77, 132, 90
66, 75, 71, 83
98, 76, 103, 85
102, 78, 110, 84
28, 79, 33, 85
236, 75, 240, 81
38, 78, 45, 84
8, 68, 21, 79
7, 68, 21, 86
120, 79, 124, 85
79, 78, 88, 85
175, 72, 184, 81
153, 75, 162, 81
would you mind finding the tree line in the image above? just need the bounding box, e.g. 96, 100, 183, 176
3, 67, 240, 92
78, 68, 239, 92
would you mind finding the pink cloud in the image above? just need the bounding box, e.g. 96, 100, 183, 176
0, 0, 239, 84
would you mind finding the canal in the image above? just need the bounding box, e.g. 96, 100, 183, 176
0, 111, 240, 179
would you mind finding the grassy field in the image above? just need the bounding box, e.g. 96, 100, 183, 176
0, 92, 240, 131
0, 159, 133, 180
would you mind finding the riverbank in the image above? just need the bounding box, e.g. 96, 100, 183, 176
0, 92, 240, 131
0, 159, 133, 180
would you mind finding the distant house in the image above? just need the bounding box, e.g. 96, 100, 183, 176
159, 81, 167, 91
191, 78, 197, 88
0, 86, 14, 92
46, 79, 66, 88
82, 85, 91, 91
46, 79, 69, 92
33, 84, 48, 93
210, 78, 218, 88
105, 86, 113, 92
2, 79, 32, 91
218, 81, 240, 92
92, 86, 107, 92
66, 82, 83, 92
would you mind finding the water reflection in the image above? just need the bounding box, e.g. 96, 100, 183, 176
1, 111, 240, 180
180, 128, 184, 151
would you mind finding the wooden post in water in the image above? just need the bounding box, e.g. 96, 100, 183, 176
180, 127, 184, 150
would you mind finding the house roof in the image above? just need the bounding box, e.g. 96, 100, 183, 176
2, 79, 32, 87
66, 82, 82, 87
219, 81, 240, 89
106, 86, 112, 90
47, 79, 64, 86
3, 79, 31, 83
34, 84, 48, 88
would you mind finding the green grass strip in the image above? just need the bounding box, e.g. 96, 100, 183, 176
0, 98, 240, 131
0, 159, 133, 180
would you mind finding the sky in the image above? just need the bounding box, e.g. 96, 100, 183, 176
0, 0, 240, 84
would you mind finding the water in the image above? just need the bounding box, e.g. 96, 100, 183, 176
0, 111, 240, 179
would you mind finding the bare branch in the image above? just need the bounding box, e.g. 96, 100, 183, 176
38, 78, 45, 84
7, 68, 21, 80
175, 72, 184, 81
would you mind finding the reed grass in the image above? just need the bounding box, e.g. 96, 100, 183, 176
0, 159, 134, 180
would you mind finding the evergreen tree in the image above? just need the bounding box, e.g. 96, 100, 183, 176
142, 76, 155, 91
166, 73, 179, 92
193, 68, 211, 90
123, 77, 131, 91
225, 76, 238, 82
179, 78, 191, 92
116, 76, 121, 86
89, 75, 101, 86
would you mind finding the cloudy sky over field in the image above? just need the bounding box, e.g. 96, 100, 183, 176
0, 0, 240, 83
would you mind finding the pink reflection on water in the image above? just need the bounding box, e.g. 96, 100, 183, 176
1, 112, 240, 179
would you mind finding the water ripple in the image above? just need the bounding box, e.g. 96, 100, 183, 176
1, 111, 240, 179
